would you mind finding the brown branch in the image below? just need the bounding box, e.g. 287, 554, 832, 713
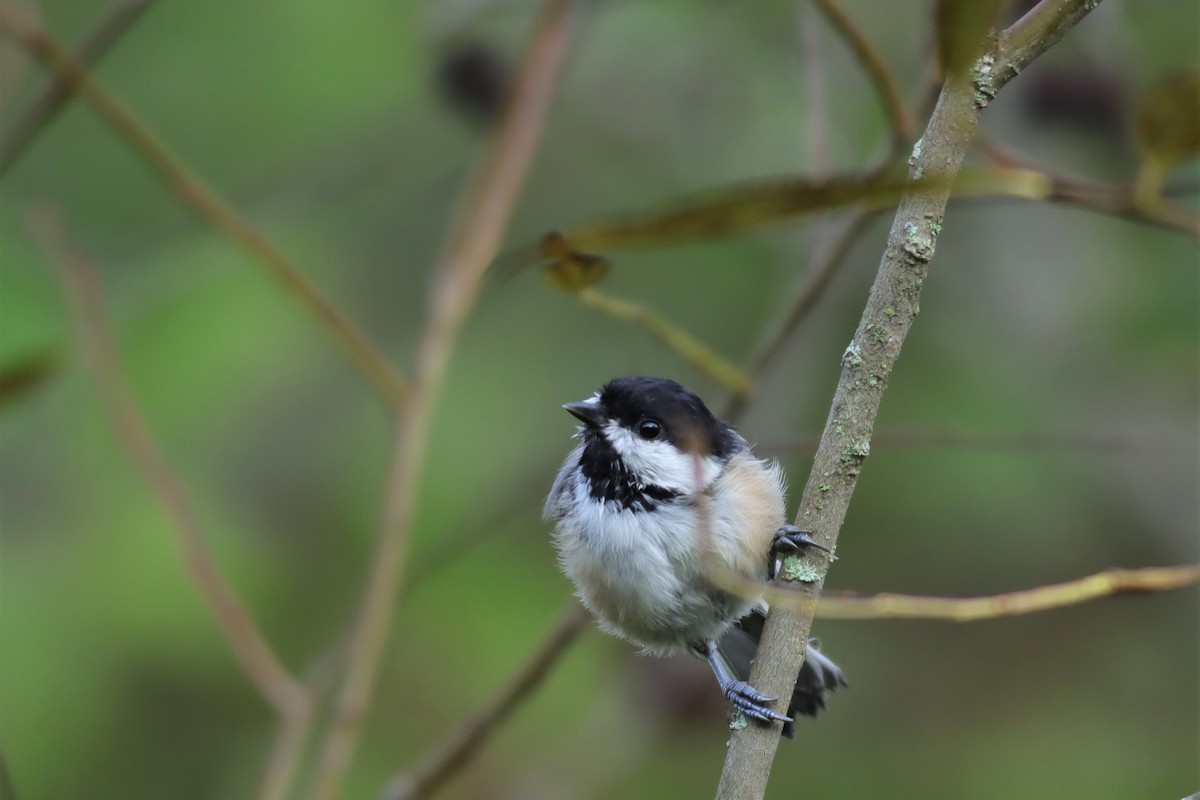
256, 702, 316, 800
575, 287, 751, 397
726, 0, 924, 420
974, 136, 1200, 239
810, 0, 915, 153
725, 206, 879, 420
813, 565, 1200, 621
716, 2, 1106, 797
306, 3, 574, 797
28, 208, 309, 722
380, 604, 590, 800
799, 1, 832, 176
0, 5, 408, 410
0, 0, 156, 175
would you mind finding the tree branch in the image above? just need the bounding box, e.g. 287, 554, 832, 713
306, 3, 574, 796
0, 0, 157, 175
28, 208, 309, 722
727, 206, 879, 420
812, 565, 1200, 621
380, 604, 590, 800
974, 136, 1200, 239
809, 0, 915, 153
0, 4, 408, 410
574, 286, 751, 397
255, 700, 316, 800
715, 2, 1106, 797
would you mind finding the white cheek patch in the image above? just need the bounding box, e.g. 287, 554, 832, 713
604, 421, 721, 493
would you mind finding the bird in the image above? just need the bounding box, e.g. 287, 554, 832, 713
543, 375, 846, 735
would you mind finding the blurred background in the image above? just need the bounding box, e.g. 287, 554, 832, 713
1, 1, 1196, 798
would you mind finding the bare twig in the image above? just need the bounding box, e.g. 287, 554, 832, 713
256, 702, 316, 800
813, 565, 1200, 621
381, 604, 590, 800
809, 0, 915, 153
0, 5, 408, 410
575, 287, 751, 397
716, 3, 1106, 797
799, 1, 831, 175
725, 206, 878, 420
724, 0, 917, 420
0, 0, 156, 175
974, 136, 1200, 239
28, 208, 308, 722
307, 3, 574, 796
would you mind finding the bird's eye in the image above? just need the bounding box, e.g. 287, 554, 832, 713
636, 419, 661, 440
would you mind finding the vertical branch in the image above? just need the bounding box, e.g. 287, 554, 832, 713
29, 209, 309, 722
715, 2, 1105, 797
307, 3, 574, 796
256, 703, 316, 800
0, 5, 408, 410
799, 1, 831, 176
0, 0, 157, 175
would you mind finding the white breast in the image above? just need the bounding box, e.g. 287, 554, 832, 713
549, 451, 785, 655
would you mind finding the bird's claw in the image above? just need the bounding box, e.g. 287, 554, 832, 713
722, 680, 792, 724
772, 524, 831, 556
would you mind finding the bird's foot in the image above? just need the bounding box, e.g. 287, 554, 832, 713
721, 679, 792, 724
769, 525, 832, 579
772, 524, 831, 557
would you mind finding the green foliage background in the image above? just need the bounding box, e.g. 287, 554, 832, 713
1, 1, 1196, 798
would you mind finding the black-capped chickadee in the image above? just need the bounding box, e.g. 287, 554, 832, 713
544, 376, 846, 735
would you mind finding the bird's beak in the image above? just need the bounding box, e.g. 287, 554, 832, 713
564, 399, 605, 427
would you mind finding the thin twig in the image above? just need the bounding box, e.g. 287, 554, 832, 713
0, 5, 408, 410
799, 1, 831, 176
809, 0, 915, 153
974, 135, 1200, 239
380, 604, 590, 800
729, 0, 919, 419
813, 565, 1200, 621
725, 206, 878, 420
716, 3, 1106, 797
307, 3, 574, 797
28, 208, 308, 721
575, 286, 751, 397
256, 702, 316, 800
0, 0, 156, 175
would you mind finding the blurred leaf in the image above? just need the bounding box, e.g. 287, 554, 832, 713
560, 174, 910, 253
0, 347, 59, 410
1133, 71, 1200, 205
543, 251, 611, 292
1135, 71, 1200, 166
519, 173, 949, 271
510, 171, 1045, 270
540, 231, 612, 291
936, 0, 1006, 78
